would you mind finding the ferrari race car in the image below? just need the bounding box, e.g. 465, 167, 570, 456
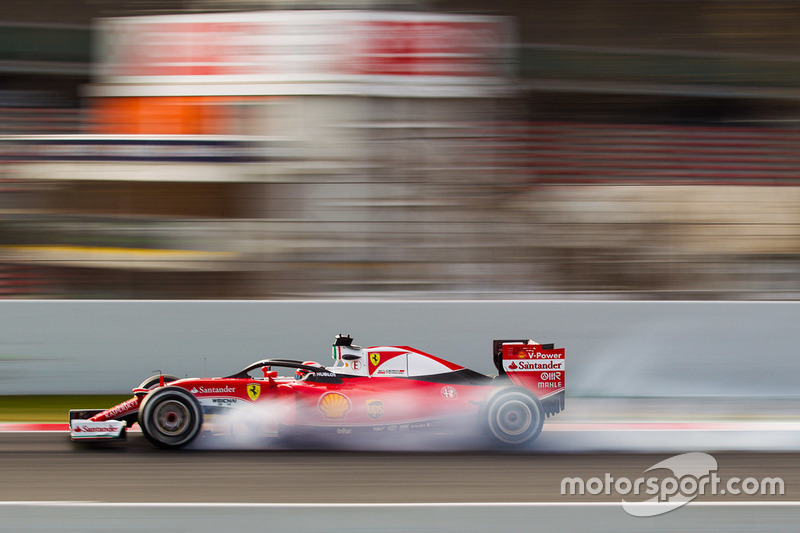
69, 335, 565, 449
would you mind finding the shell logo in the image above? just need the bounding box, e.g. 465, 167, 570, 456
318, 392, 352, 420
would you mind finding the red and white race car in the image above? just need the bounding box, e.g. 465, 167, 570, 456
69, 335, 565, 449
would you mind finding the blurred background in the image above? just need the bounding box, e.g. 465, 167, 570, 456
3, 0, 800, 300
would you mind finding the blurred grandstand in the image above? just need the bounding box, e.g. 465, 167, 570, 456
2, 0, 800, 299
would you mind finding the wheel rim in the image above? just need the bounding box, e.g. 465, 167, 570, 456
495, 399, 533, 437
153, 400, 191, 436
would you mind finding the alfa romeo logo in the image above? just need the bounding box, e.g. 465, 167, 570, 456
440, 386, 458, 400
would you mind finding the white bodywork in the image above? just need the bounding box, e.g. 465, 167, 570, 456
69, 419, 126, 440
331, 343, 461, 377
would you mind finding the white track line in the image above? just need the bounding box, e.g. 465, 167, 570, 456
1, 501, 798, 507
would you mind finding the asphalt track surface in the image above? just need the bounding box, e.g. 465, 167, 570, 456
0, 432, 796, 504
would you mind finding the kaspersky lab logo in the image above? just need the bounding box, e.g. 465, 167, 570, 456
561, 452, 784, 517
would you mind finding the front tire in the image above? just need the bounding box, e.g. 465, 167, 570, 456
483, 388, 544, 447
137, 374, 179, 390
138, 387, 203, 449
121, 375, 180, 428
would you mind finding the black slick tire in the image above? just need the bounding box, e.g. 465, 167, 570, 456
482, 387, 544, 447
138, 386, 203, 449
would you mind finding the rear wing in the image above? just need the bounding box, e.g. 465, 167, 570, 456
493, 339, 565, 417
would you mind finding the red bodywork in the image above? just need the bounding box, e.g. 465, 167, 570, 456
75, 337, 565, 446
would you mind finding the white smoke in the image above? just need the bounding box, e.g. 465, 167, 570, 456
186, 388, 493, 452
188, 400, 287, 450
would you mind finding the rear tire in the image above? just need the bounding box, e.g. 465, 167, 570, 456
138, 387, 203, 449
483, 388, 544, 447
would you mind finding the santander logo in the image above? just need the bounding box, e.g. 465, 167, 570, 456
505, 359, 564, 371
74, 425, 116, 433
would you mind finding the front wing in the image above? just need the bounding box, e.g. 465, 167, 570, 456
69, 409, 126, 441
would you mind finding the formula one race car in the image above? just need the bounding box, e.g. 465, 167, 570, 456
69, 335, 565, 449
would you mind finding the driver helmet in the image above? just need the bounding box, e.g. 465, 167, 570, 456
296, 361, 323, 380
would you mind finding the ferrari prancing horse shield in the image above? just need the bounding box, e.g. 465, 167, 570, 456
247, 383, 261, 401
370, 352, 381, 366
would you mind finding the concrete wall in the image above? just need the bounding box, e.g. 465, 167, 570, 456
0, 300, 797, 396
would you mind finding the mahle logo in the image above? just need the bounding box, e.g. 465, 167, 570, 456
561, 452, 784, 517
